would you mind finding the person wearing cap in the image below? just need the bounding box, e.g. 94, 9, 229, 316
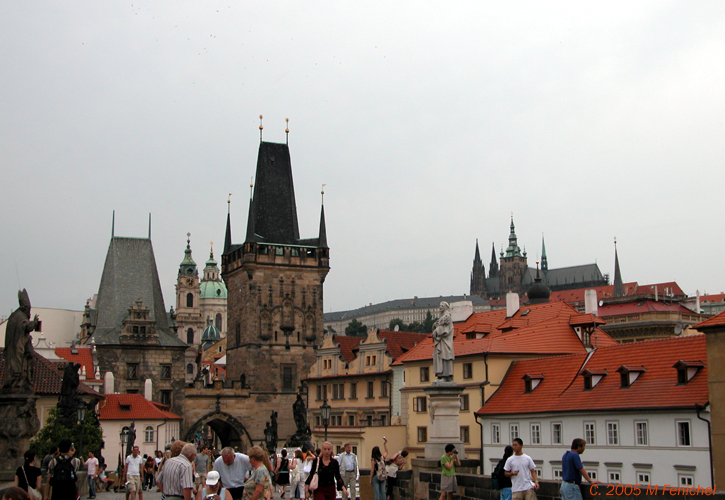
196, 471, 232, 500
156, 443, 197, 500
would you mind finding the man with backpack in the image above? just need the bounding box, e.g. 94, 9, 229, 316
48, 439, 81, 500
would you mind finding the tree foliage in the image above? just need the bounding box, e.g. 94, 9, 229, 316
345, 318, 368, 337
30, 406, 103, 459
388, 311, 435, 334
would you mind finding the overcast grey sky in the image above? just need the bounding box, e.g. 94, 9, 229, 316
2, 1, 724, 317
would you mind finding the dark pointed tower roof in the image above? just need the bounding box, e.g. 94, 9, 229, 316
245, 141, 300, 244
474, 239, 481, 261
613, 239, 624, 297
89, 236, 186, 347
489, 242, 499, 277
224, 199, 232, 254
470, 239, 486, 296
541, 235, 548, 272
318, 204, 328, 249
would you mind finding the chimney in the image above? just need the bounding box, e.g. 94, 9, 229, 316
506, 292, 520, 318
584, 289, 598, 316
144, 378, 153, 401
104, 371, 115, 394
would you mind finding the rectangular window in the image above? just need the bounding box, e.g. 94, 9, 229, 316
347, 415, 355, 426
414, 396, 427, 412
367, 381, 374, 398
332, 383, 345, 400
380, 381, 388, 398
350, 383, 357, 399
607, 421, 619, 446
677, 421, 691, 446
161, 365, 172, 379
417, 427, 427, 442
380, 414, 387, 426
584, 422, 596, 445
492, 424, 501, 444
460, 426, 470, 444
460, 394, 469, 411
531, 424, 541, 445
160, 390, 171, 406
553, 469, 563, 479
679, 475, 694, 487
589, 471, 598, 481
608, 471, 620, 484
127, 363, 138, 380
463, 363, 473, 379
352, 446, 358, 455
282, 365, 296, 391
315, 416, 321, 426
552, 423, 562, 445
510, 424, 519, 443
637, 472, 650, 485
635, 421, 648, 446
420, 367, 429, 382
316, 385, 322, 401
534, 468, 543, 479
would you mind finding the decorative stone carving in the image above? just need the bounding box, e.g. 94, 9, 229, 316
432, 301, 454, 383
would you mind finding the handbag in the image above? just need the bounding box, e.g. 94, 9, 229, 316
308, 460, 319, 491
22, 467, 42, 500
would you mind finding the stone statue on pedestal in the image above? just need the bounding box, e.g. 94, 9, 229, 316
3, 289, 39, 391
432, 301, 454, 382
0, 289, 41, 481
287, 392, 312, 449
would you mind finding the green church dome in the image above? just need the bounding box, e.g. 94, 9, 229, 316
200, 280, 227, 299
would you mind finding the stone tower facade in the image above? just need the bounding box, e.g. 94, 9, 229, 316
175, 235, 205, 345
499, 217, 528, 295
222, 141, 329, 395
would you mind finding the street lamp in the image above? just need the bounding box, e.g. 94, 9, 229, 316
77, 402, 87, 466
320, 398, 331, 442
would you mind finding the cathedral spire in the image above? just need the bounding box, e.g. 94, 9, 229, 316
318, 205, 328, 249
474, 239, 481, 261
613, 238, 624, 297
489, 242, 499, 277
504, 215, 522, 258
470, 239, 486, 297
179, 233, 198, 277
541, 234, 548, 272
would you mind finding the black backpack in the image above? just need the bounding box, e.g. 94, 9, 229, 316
51, 456, 77, 486
491, 460, 505, 490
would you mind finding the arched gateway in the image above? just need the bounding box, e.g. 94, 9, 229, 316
184, 411, 253, 452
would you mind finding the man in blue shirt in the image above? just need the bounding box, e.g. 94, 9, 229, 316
561, 439, 599, 500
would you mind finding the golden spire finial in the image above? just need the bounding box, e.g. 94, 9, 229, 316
210, 241, 214, 256
227, 193, 232, 213
187, 232, 191, 245
250, 177, 254, 199
285, 118, 290, 144
259, 115, 263, 142
321, 183, 326, 205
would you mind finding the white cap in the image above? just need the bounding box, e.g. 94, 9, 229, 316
206, 471, 221, 486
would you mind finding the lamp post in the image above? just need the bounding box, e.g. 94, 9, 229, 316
77, 402, 87, 466
320, 398, 331, 442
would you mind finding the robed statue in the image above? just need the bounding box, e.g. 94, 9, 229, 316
3, 289, 40, 391
432, 301, 454, 382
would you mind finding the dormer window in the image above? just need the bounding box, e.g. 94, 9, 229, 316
120, 405, 131, 412
581, 369, 607, 390
523, 373, 544, 393
617, 365, 646, 388
673, 360, 704, 385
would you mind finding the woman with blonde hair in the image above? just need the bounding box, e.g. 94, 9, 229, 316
242, 447, 273, 500
289, 449, 304, 499
304, 442, 347, 500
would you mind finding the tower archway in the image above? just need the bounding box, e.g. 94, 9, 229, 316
184, 412, 253, 452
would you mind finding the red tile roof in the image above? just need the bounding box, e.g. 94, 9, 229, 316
598, 300, 694, 316
98, 393, 182, 420
476, 335, 707, 415
0, 348, 101, 397
55, 347, 99, 381
700, 293, 725, 304
694, 310, 725, 329
392, 301, 617, 365
637, 282, 685, 297
331, 331, 428, 363
549, 283, 639, 303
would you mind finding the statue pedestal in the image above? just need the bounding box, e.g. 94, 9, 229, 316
0, 393, 40, 481
424, 382, 465, 460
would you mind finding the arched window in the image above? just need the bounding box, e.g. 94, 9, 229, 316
187, 364, 194, 375
145, 426, 154, 443
187, 328, 194, 344
186, 293, 193, 308
215, 313, 222, 331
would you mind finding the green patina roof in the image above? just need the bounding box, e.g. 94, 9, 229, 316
200, 280, 227, 299
201, 318, 221, 342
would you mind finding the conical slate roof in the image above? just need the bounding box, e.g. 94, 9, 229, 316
90, 237, 187, 347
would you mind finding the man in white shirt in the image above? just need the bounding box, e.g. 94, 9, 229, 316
337, 443, 358, 500
123, 446, 145, 500
84, 451, 100, 499
213, 447, 252, 500
504, 438, 539, 500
